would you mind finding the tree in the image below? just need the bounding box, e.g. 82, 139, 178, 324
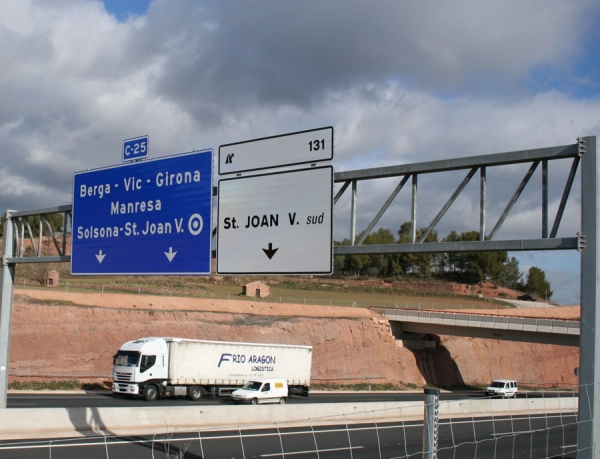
524, 266, 553, 300
397, 222, 438, 275
332, 240, 346, 275
361, 228, 397, 277
496, 256, 523, 290
440, 230, 461, 273
334, 237, 369, 276
444, 231, 507, 284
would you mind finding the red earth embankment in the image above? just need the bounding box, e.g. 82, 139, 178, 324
8, 290, 579, 388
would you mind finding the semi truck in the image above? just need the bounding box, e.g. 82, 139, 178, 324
111, 337, 312, 401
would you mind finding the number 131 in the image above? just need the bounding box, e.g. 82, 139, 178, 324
308, 139, 325, 151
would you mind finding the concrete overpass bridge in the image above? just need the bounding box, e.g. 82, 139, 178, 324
372, 307, 580, 347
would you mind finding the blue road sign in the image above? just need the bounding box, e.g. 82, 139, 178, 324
123, 135, 149, 161
72, 150, 213, 275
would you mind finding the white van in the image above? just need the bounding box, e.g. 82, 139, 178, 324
485, 379, 518, 398
231, 378, 289, 405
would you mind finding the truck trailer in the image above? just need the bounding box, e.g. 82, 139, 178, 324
111, 337, 312, 401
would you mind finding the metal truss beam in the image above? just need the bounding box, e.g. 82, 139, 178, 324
6, 256, 70, 264
335, 143, 577, 181
4, 205, 72, 262
488, 161, 539, 240
419, 167, 477, 243
356, 175, 410, 246
334, 141, 580, 249
334, 237, 578, 255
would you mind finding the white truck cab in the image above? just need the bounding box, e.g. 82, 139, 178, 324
231, 378, 289, 405
485, 379, 518, 398
112, 337, 169, 398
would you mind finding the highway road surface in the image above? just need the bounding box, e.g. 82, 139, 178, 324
6, 389, 576, 409
0, 413, 578, 458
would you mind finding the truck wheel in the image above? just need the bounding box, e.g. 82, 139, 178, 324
251, 398, 258, 405
143, 385, 159, 402
278, 397, 286, 404
189, 386, 203, 401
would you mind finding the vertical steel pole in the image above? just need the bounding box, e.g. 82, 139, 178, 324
578, 136, 599, 458
480, 167, 486, 240
542, 160, 548, 238
350, 180, 357, 245
37, 217, 42, 255
411, 174, 418, 243
0, 210, 16, 409
422, 388, 439, 459
62, 211, 67, 256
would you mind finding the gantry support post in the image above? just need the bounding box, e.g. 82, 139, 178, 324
578, 135, 599, 458
0, 210, 16, 409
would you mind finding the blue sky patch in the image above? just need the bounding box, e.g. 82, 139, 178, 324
102, 0, 150, 22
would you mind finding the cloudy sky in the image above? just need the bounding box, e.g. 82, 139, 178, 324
2, 0, 600, 305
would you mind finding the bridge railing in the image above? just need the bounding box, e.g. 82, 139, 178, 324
376, 307, 581, 335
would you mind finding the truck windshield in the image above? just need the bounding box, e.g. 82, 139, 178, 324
114, 350, 140, 367
242, 381, 263, 391
490, 381, 505, 388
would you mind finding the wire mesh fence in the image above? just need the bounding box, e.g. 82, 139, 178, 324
0, 384, 587, 458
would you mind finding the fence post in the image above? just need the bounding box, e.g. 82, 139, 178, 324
422, 388, 439, 459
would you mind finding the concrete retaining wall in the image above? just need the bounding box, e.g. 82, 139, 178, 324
0, 398, 578, 440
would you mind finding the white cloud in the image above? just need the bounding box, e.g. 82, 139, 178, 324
0, 0, 597, 303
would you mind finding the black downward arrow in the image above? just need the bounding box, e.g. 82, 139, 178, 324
262, 243, 279, 259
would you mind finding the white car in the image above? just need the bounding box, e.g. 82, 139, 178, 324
231, 378, 289, 405
485, 379, 518, 398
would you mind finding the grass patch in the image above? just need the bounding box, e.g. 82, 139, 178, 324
15, 272, 514, 311
312, 382, 411, 391
8, 379, 106, 391
16, 297, 81, 307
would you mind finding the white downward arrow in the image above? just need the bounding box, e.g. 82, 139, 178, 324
95, 250, 106, 264
164, 247, 177, 262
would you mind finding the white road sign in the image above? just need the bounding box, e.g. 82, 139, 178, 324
217, 166, 333, 275
219, 126, 333, 175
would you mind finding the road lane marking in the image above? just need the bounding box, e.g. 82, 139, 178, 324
261, 446, 364, 457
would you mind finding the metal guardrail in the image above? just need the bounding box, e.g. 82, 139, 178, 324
376, 307, 581, 336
